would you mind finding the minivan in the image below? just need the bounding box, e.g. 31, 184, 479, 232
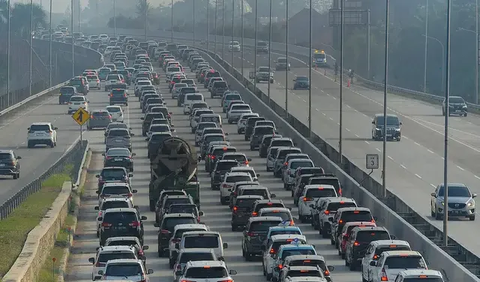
179, 231, 229, 260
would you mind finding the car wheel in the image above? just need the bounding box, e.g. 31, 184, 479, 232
470, 215, 476, 221
13, 173, 18, 179
465, 113, 468, 117
50, 141, 55, 148
435, 208, 442, 220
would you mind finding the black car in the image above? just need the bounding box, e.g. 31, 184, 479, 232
442, 95, 468, 116
244, 117, 266, 141
250, 126, 275, 150
293, 76, 310, 90
96, 167, 132, 192
242, 216, 283, 260
154, 213, 197, 257
0, 150, 21, 179
141, 112, 165, 136
110, 88, 128, 106
103, 147, 135, 172
147, 132, 173, 160
58, 86, 77, 104
210, 81, 228, 98
210, 160, 239, 190
371, 114, 402, 141
98, 208, 147, 246
231, 195, 263, 231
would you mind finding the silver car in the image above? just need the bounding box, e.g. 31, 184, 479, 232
430, 183, 476, 220
237, 113, 259, 134
228, 107, 253, 124
88, 110, 112, 130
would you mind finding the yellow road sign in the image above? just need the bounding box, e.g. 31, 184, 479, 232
72, 108, 90, 126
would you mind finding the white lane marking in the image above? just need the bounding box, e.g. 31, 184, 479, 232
388, 156, 393, 160
337, 122, 340, 126
427, 149, 434, 154
403, 136, 409, 140
329, 117, 334, 121
414, 142, 420, 146
315, 108, 320, 112
430, 183, 437, 188
401, 164, 407, 169
457, 165, 465, 171
302, 99, 306, 102
415, 174, 422, 179
475, 175, 480, 180
355, 134, 360, 137
345, 128, 350, 132
364, 141, 370, 145
375, 148, 381, 152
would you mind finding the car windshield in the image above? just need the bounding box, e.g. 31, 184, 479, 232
281, 249, 316, 259
184, 236, 219, 248
226, 175, 251, 183
101, 201, 130, 210
102, 186, 130, 195
164, 217, 196, 231
236, 198, 259, 209
250, 221, 282, 232
305, 188, 337, 198
108, 129, 129, 137
384, 256, 426, 269
271, 140, 293, 147
223, 155, 247, 162
150, 133, 171, 142
254, 127, 274, 135
168, 67, 181, 72
376, 116, 400, 126
150, 125, 170, 132
107, 123, 127, 130
449, 97, 465, 103
107, 107, 121, 112
262, 212, 291, 221
356, 231, 390, 242
214, 82, 227, 88
185, 267, 228, 278
175, 83, 187, 88
242, 189, 268, 197
198, 123, 217, 130
70, 96, 85, 102
291, 161, 313, 169
101, 169, 126, 178
438, 186, 471, 197
206, 135, 225, 143
98, 252, 136, 263
296, 77, 308, 81
103, 212, 137, 223
93, 111, 110, 117
105, 263, 142, 276
179, 253, 215, 263
170, 205, 197, 214
106, 149, 130, 156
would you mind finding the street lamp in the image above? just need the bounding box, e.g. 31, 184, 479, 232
29, 0, 33, 97
423, 34, 445, 94
457, 27, 478, 104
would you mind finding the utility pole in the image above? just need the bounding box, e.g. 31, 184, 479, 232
29, 0, 33, 97
193, 0, 196, 46
49, 0, 52, 87
308, 0, 312, 136
382, 0, 390, 198
207, 0, 210, 51
285, 0, 289, 117
71, 0, 75, 77
7, 0, 11, 104
113, 0, 117, 37
170, 0, 174, 42
268, 0, 272, 104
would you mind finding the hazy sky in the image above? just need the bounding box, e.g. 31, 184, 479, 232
15, 0, 176, 14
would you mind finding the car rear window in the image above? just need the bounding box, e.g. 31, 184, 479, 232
150, 134, 171, 142
101, 201, 130, 210
254, 127, 274, 135
164, 198, 192, 208
201, 116, 220, 123
255, 203, 284, 211
0, 153, 12, 160
289, 259, 325, 268
182, 88, 197, 94
226, 94, 241, 100
174, 228, 206, 239
106, 107, 121, 112
262, 212, 291, 221
138, 81, 151, 86
374, 245, 411, 256
232, 105, 250, 111
270, 230, 301, 236
281, 249, 316, 259
103, 212, 137, 223
356, 231, 390, 242
101, 169, 126, 178
236, 198, 259, 209
93, 111, 110, 117
185, 267, 228, 279
187, 94, 203, 100
107, 240, 138, 247
98, 252, 136, 262
112, 89, 125, 96
105, 263, 142, 276
169, 205, 197, 214
384, 256, 426, 269
184, 235, 219, 248
102, 186, 130, 195
214, 82, 227, 88
341, 211, 373, 222
278, 149, 301, 159
226, 175, 251, 183
205, 135, 225, 143
108, 129, 129, 137
223, 155, 247, 162
250, 220, 282, 232
327, 202, 357, 211
242, 189, 268, 198
305, 188, 337, 198
179, 252, 215, 263
290, 161, 313, 169
216, 162, 238, 171
70, 96, 85, 102
164, 217, 196, 231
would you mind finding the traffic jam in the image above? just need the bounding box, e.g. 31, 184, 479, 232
76, 35, 444, 282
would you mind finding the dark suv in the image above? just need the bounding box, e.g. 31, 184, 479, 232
154, 213, 197, 257
98, 208, 147, 246
141, 112, 165, 136
231, 195, 263, 231
244, 117, 265, 141
242, 216, 283, 260
96, 167, 132, 192
211, 81, 228, 98
0, 150, 21, 179
210, 160, 240, 190
110, 88, 128, 106
371, 114, 402, 141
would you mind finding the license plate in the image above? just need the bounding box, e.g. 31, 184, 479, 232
114, 226, 127, 230
114, 158, 123, 161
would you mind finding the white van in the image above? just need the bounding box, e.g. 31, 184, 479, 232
199, 114, 222, 127
183, 93, 205, 114
179, 231, 228, 260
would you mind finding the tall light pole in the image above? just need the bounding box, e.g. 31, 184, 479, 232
71, 0, 75, 77
308, 0, 312, 136
214, 0, 217, 54
423, 0, 429, 93
476, 0, 478, 104
49, 0, 52, 87
222, 0, 225, 59
206, 0, 210, 51
192, 0, 196, 46
144, 0, 147, 41
29, 0, 33, 97
113, 0, 117, 37
253, 0, 258, 90
241, 0, 244, 77
170, 0, 174, 42
382, 0, 390, 198
7, 0, 11, 104
267, 0, 272, 104
443, 0, 452, 248
338, 0, 344, 162
285, 0, 289, 117
424, 35, 445, 95
231, 0, 234, 66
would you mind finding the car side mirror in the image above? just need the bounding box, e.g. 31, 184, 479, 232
95, 191, 99, 194
248, 158, 252, 161
147, 269, 154, 274
129, 173, 133, 177
141, 216, 147, 220
171, 129, 175, 132
141, 117, 144, 120
143, 245, 149, 250
98, 270, 104, 275
145, 138, 149, 141
229, 270, 237, 275
372, 120, 375, 124
54, 127, 58, 130
154, 223, 159, 227
94, 206, 99, 210
370, 261, 377, 266
95, 174, 100, 178
400, 122, 403, 125
132, 153, 136, 156
131, 133, 135, 136
327, 265, 334, 271
431, 192, 436, 197
328, 217, 333, 222
390, 235, 396, 239
27, 127, 30, 130
88, 257, 95, 264
199, 211, 204, 216
270, 193, 276, 198
223, 242, 228, 248
97, 217, 103, 221
256, 174, 261, 177
101, 153, 105, 156
473, 193, 478, 198
16, 156, 21, 159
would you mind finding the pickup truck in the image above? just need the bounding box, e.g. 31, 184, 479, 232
249, 67, 274, 83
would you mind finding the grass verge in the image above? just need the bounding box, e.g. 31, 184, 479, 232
0, 164, 73, 277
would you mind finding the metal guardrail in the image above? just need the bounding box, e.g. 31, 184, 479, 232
0, 140, 89, 220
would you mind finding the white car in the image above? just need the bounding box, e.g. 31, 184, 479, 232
106, 105, 124, 122
68, 95, 89, 114
99, 34, 109, 42
86, 74, 101, 89
393, 270, 444, 282
361, 240, 411, 282
168, 224, 209, 268
315, 197, 357, 238
227, 104, 252, 123
27, 122, 57, 148
176, 261, 236, 282
219, 172, 253, 205
297, 185, 337, 222
98, 259, 153, 281
183, 93, 205, 115
135, 79, 152, 95
88, 246, 138, 281
105, 74, 123, 91
228, 41, 241, 52
94, 198, 134, 237
370, 251, 427, 282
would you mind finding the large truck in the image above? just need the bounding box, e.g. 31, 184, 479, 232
149, 136, 200, 211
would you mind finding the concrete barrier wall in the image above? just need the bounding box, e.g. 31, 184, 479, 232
2, 182, 73, 282
198, 49, 480, 282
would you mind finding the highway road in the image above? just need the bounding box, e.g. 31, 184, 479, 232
211, 47, 480, 256
0, 93, 86, 203
65, 60, 361, 282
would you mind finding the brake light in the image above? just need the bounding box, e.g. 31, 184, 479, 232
324, 270, 330, 276
161, 229, 170, 234
138, 249, 144, 256
371, 218, 376, 223
318, 187, 324, 190
219, 280, 233, 282
278, 264, 283, 269
247, 232, 255, 236
108, 115, 112, 119
269, 248, 275, 254
129, 221, 141, 227
127, 193, 133, 197
300, 270, 309, 273
109, 94, 113, 97
105, 156, 113, 160
284, 162, 288, 166
90, 115, 94, 119
68, 102, 72, 105
252, 212, 258, 216
324, 210, 330, 215
354, 210, 360, 214
267, 202, 273, 206
419, 275, 428, 278
339, 220, 343, 224
101, 222, 112, 227
211, 155, 215, 160
245, 160, 249, 165
354, 241, 360, 246
233, 206, 238, 212
290, 220, 295, 225
303, 197, 312, 201
373, 255, 379, 259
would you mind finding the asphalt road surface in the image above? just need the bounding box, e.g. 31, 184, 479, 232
65, 61, 362, 282
214, 46, 480, 257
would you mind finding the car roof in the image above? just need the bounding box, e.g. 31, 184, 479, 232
370, 240, 410, 247
179, 248, 216, 254
249, 216, 284, 222
31, 122, 51, 125
260, 207, 291, 213
186, 260, 226, 268
351, 226, 388, 233
103, 208, 137, 214
270, 234, 307, 242
304, 184, 336, 190
382, 250, 422, 257
338, 207, 371, 212
255, 199, 284, 204
284, 254, 326, 262
98, 246, 135, 252
174, 224, 208, 231
163, 213, 196, 218
397, 269, 442, 278
236, 195, 264, 199
105, 259, 142, 265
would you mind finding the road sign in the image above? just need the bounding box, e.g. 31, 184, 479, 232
72, 108, 90, 126
366, 154, 379, 170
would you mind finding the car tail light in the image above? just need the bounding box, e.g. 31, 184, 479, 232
171, 238, 181, 243
129, 221, 141, 227
303, 197, 312, 201
233, 206, 238, 212
180, 280, 195, 282
324, 210, 330, 215
339, 219, 343, 224
124, 94, 127, 97
252, 212, 258, 216
97, 79, 100, 83
289, 220, 295, 225
380, 268, 388, 281
161, 229, 170, 234
278, 264, 283, 269
373, 255, 379, 259
101, 222, 112, 227
219, 280, 233, 282
284, 162, 288, 166
109, 94, 113, 97
354, 241, 360, 246
108, 115, 112, 119
247, 232, 256, 237
90, 115, 94, 119
245, 160, 249, 165
324, 270, 330, 276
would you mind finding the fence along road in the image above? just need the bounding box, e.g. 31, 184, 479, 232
65, 57, 361, 282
